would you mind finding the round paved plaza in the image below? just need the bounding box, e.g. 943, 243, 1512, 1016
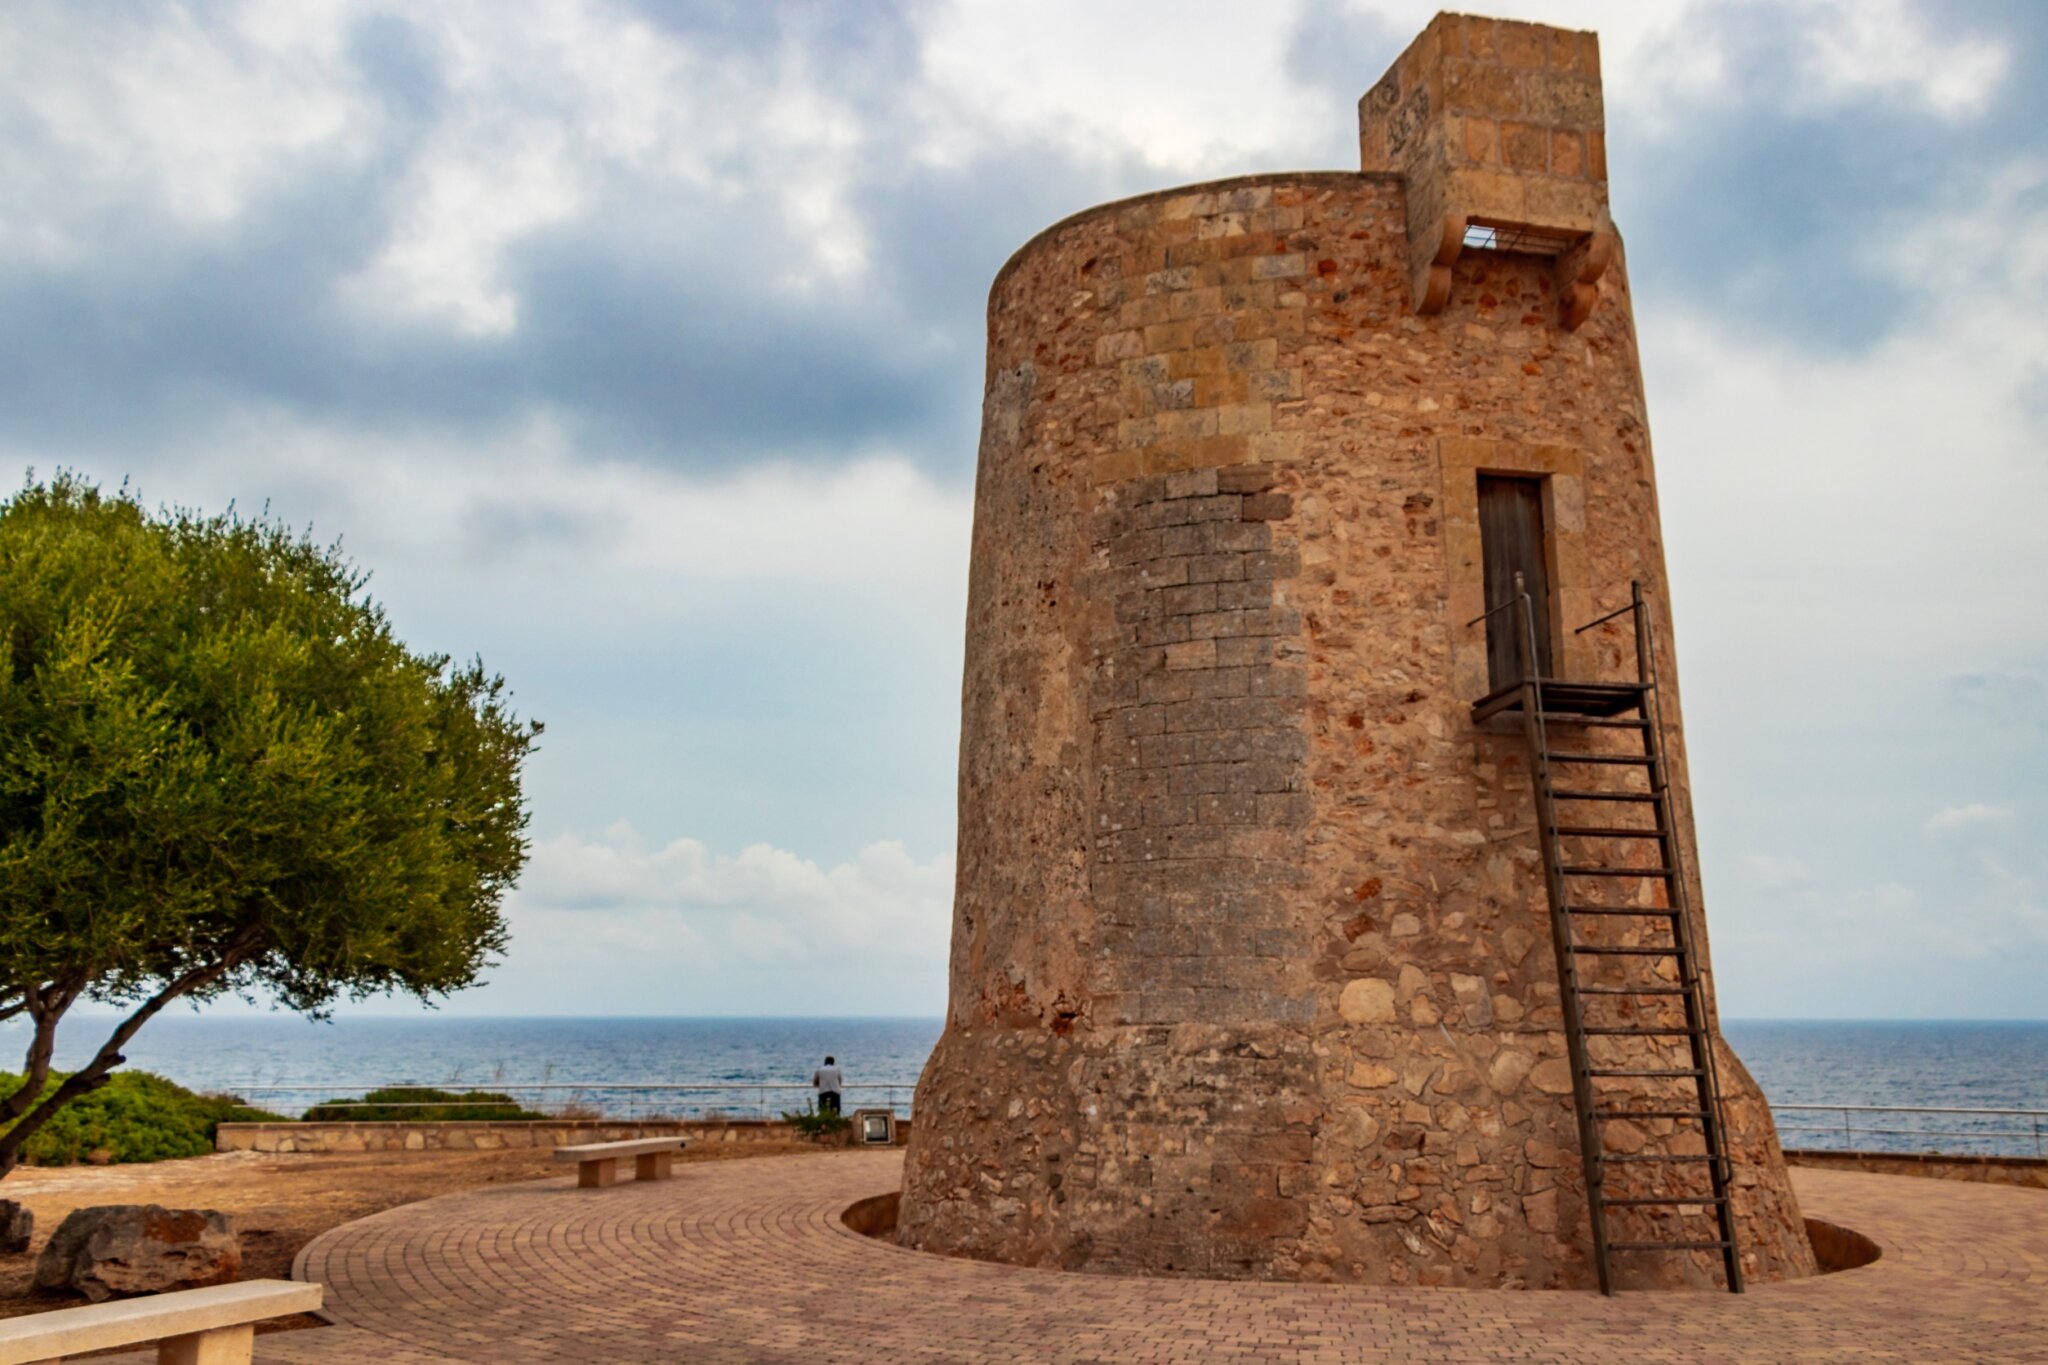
238, 1150, 2048, 1363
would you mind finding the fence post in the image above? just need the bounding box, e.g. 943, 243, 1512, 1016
1842, 1109, 1852, 1150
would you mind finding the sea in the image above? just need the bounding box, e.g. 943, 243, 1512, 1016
14, 1015, 2046, 1157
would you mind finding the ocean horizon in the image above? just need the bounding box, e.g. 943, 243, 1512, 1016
10, 1014, 2044, 1155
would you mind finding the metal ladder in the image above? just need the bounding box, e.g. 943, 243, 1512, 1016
1474, 577, 1743, 1295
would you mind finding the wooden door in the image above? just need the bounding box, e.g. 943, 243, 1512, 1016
1478, 474, 1553, 689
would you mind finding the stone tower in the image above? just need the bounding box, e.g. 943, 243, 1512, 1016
898, 13, 1817, 1290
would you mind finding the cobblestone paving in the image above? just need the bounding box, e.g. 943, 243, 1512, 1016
235, 1151, 2048, 1363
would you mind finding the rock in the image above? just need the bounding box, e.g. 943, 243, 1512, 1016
1348, 1061, 1399, 1088
34, 1205, 240, 1302
1528, 1058, 1575, 1094
1338, 978, 1397, 1023
1395, 964, 1429, 1002
0, 1200, 30, 1254
1450, 974, 1492, 1026
1488, 1049, 1534, 1094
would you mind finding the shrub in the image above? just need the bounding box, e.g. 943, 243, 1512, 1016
0, 1070, 282, 1166
302, 1087, 545, 1121
782, 1106, 851, 1140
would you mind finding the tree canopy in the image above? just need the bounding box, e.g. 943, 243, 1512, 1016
0, 473, 539, 1175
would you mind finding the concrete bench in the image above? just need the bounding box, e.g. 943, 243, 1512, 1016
553, 1136, 685, 1188
0, 1278, 321, 1365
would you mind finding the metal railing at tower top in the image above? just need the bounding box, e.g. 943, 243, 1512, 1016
1465, 578, 1667, 705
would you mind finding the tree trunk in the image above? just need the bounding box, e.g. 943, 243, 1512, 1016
0, 949, 251, 1180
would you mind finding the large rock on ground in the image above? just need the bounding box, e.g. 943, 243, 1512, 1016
0, 1199, 30, 1254
33, 1204, 240, 1301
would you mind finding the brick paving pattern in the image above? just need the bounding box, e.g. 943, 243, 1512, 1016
209, 1151, 2047, 1362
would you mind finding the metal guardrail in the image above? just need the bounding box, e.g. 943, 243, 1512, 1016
212, 1088, 2046, 1155
1773, 1104, 2046, 1157
220, 1082, 916, 1121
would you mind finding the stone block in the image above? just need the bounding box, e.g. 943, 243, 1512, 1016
35, 1206, 241, 1303
1339, 978, 1398, 1023
0, 1199, 30, 1254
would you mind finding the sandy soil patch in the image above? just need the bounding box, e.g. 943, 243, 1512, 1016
0, 1138, 821, 1336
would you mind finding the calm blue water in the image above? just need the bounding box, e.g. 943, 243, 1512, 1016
1724, 1019, 2047, 1156
9, 1016, 2042, 1153
23, 1015, 945, 1121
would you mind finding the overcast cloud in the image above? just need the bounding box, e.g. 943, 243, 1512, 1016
4, 0, 2043, 1019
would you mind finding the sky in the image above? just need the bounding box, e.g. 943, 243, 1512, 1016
2, 0, 2043, 1021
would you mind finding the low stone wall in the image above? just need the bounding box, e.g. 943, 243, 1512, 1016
1786, 1149, 2048, 1191
222, 1118, 756, 1154
218, 1115, 915, 1154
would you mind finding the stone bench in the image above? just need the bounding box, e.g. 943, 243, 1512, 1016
553, 1136, 685, 1188
0, 1277, 321, 1365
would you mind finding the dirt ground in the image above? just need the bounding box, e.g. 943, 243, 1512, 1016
0, 1139, 821, 1335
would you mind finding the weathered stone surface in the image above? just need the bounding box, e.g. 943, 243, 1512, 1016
1349, 1062, 1400, 1089
34, 1205, 241, 1302
1340, 979, 1398, 1024
0, 1199, 30, 1254
1528, 1059, 1575, 1095
1488, 1050, 1535, 1095
899, 10, 1816, 1293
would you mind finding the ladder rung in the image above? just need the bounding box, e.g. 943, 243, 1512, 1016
1546, 753, 1654, 765
1601, 1195, 1729, 1208
1586, 1069, 1704, 1080
1555, 826, 1663, 838
1551, 787, 1661, 799
1538, 715, 1648, 728
1603, 1151, 1718, 1161
1577, 985, 1688, 995
1569, 945, 1680, 956
1609, 1240, 1731, 1252
1583, 1026, 1695, 1036
1595, 1109, 1706, 1121
1562, 866, 1675, 877
1566, 905, 1677, 917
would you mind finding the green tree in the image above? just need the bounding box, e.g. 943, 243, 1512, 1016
0, 473, 539, 1177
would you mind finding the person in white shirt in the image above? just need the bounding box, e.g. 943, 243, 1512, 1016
811, 1056, 844, 1115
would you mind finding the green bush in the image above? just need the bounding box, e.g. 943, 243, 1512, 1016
302, 1087, 544, 1121
782, 1106, 851, 1140
0, 1070, 282, 1166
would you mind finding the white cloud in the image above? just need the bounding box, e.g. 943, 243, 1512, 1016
99, 405, 974, 596
1800, 0, 2009, 119
344, 121, 582, 336
0, 3, 367, 255
920, 0, 1335, 173
0, 0, 878, 327
512, 823, 952, 977
1739, 853, 1814, 892
340, 0, 877, 325
1647, 158, 2048, 673
1925, 804, 2017, 835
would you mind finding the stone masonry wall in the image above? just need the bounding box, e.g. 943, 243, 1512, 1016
898, 166, 1816, 1289
901, 16, 1815, 1291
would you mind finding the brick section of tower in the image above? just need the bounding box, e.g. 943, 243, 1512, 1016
1091, 467, 1312, 1032
900, 14, 1818, 1291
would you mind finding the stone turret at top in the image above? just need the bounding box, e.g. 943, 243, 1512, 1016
1360, 13, 1616, 324
897, 11, 1817, 1291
